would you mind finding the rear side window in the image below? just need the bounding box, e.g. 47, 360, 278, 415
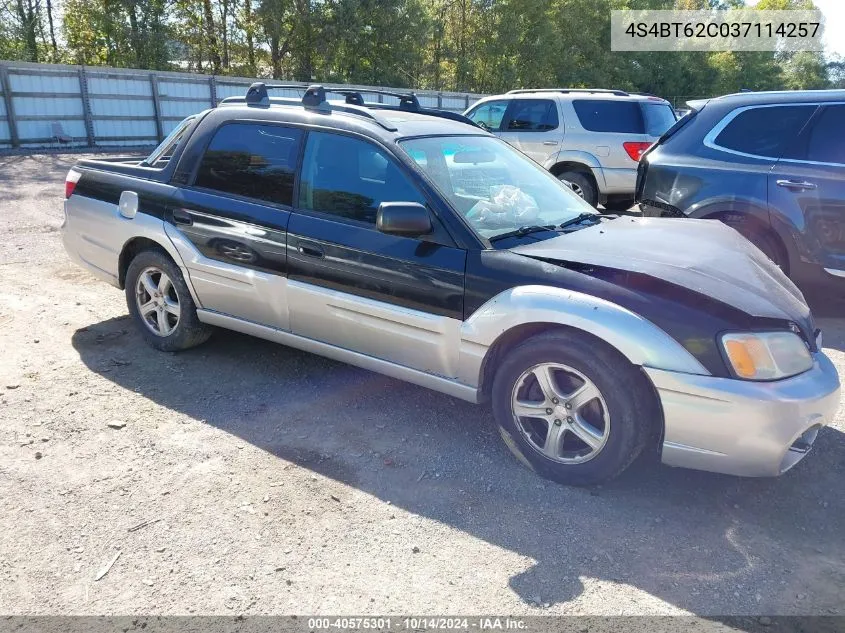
194, 123, 303, 206
467, 100, 508, 131
145, 116, 194, 167
795, 104, 845, 164
572, 100, 643, 133
298, 131, 424, 224
711, 105, 815, 159
505, 99, 559, 131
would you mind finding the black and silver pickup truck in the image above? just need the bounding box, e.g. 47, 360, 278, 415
62, 83, 840, 486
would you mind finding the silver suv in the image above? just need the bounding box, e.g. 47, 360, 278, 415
465, 89, 677, 210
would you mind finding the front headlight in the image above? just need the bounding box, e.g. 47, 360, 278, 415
721, 331, 813, 381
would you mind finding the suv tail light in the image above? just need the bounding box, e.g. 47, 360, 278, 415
623, 142, 652, 162
65, 169, 81, 199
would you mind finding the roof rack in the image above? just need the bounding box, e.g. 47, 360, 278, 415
219, 82, 398, 131
219, 82, 478, 130
507, 88, 630, 97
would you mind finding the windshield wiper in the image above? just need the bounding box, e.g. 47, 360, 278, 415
558, 213, 603, 230
488, 224, 557, 242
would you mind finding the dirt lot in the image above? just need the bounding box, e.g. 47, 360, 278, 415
0, 153, 844, 617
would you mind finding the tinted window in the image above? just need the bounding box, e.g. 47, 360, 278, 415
573, 100, 644, 133
298, 132, 424, 224
195, 123, 303, 206
713, 105, 815, 159
467, 100, 508, 131
642, 103, 676, 136
506, 99, 559, 131
804, 105, 845, 164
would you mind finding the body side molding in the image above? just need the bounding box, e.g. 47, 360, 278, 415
196, 309, 480, 403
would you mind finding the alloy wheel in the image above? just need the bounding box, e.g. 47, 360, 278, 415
135, 266, 180, 337
511, 362, 610, 464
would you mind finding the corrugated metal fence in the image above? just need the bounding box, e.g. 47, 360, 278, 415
0, 60, 486, 149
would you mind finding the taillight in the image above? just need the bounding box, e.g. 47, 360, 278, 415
623, 142, 652, 162
65, 169, 81, 199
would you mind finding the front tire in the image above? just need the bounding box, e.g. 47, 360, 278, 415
491, 331, 655, 486
125, 249, 212, 352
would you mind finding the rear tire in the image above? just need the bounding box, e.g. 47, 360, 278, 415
491, 330, 655, 486
603, 198, 635, 213
557, 171, 598, 208
125, 249, 212, 352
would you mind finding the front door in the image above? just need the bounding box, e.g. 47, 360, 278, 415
165, 121, 303, 329
499, 98, 562, 165
286, 130, 466, 378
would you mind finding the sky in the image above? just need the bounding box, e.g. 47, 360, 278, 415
748, 0, 845, 58
814, 0, 845, 57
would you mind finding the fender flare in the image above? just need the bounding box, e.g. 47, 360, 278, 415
549, 151, 606, 189
456, 285, 709, 389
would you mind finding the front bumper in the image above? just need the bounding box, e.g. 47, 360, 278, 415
647, 352, 841, 477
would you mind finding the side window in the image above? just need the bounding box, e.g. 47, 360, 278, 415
194, 123, 303, 206
467, 100, 509, 131
505, 99, 559, 131
711, 105, 815, 159
145, 116, 195, 167
572, 100, 644, 133
799, 105, 845, 164
298, 131, 425, 224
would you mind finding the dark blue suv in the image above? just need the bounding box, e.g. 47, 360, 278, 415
637, 90, 845, 290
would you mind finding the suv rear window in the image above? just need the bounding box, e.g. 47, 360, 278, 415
711, 105, 816, 159
572, 99, 675, 135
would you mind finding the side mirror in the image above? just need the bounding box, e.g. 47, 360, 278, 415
376, 202, 432, 237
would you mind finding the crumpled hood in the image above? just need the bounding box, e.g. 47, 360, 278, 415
510, 216, 810, 323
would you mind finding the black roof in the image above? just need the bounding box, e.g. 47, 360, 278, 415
690, 89, 845, 111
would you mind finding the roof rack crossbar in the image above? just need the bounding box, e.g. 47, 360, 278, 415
244, 81, 421, 110
230, 83, 400, 131
506, 88, 630, 97
229, 82, 476, 131
361, 102, 478, 126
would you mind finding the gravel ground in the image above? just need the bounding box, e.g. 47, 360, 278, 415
0, 153, 844, 617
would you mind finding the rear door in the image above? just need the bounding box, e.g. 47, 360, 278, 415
164, 121, 303, 329
499, 98, 561, 165
286, 130, 466, 377
769, 103, 845, 274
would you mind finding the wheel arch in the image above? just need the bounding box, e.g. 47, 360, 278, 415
460, 285, 708, 393
118, 236, 173, 289
550, 160, 600, 189
477, 321, 666, 453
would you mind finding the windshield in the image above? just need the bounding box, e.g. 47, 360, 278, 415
399, 135, 595, 240
143, 116, 195, 167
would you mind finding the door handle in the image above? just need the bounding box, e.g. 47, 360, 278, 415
172, 209, 193, 226
542, 140, 559, 146
776, 179, 817, 191
297, 242, 324, 258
